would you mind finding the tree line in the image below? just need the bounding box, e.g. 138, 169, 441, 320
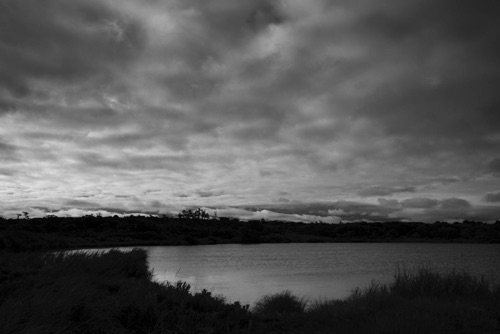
1, 214, 499, 252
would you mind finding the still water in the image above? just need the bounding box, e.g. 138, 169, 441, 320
105, 243, 500, 306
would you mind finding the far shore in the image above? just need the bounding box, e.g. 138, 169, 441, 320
1, 215, 499, 253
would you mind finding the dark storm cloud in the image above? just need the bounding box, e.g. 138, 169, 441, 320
397, 204, 500, 223
21, 105, 127, 131
115, 195, 133, 199
259, 169, 287, 177
489, 158, 500, 174
75, 152, 122, 170
274, 197, 291, 203
0, 139, 18, 161
377, 198, 400, 208
401, 198, 439, 209
241, 200, 400, 221
0, 168, 17, 176
148, 0, 287, 91
358, 186, 415, 197
265, 0, 500, 179
0, 98, 16, 114
246, 0, 285, 30
0, 0, 145, 100
359, 0, 500, 46
201, 97, 290, 129
149, 200, 162, 208
83, 133, 152, 149
350, 0, 500, 144
382, 197, 482, 222
0, 140, 16, 151
173, 0, 285, 43
440, 197, 471, 209
197, 190, 225, 198
397, 197, 472, 210
426, 176, 462, 186
74, 151, 196, 172
238, 195, 493, 223
64, 199, 101, 208
484, 192, 500, 203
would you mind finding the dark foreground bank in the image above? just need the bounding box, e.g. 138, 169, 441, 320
1, 249, 499, 333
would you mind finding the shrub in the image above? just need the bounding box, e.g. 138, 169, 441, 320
253, 290, 307, 315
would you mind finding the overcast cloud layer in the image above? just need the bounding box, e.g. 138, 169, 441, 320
1, 0, 500, 222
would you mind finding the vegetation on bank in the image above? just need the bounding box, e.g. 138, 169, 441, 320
0, 249, 499, 333
0, 249, 252, 333
1, 215, 499, 252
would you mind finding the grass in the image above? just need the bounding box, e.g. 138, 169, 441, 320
391, 263, 496, 299
0, 249, 499, 333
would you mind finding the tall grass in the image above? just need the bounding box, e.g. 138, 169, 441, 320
391, 263, 496, 299
0, 249, 251, 333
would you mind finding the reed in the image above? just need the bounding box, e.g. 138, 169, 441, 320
391, 263, 495, 299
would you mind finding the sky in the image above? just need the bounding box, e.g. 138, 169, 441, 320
1, 0, 500, 222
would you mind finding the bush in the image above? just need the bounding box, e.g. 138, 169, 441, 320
253, 290, 307, 315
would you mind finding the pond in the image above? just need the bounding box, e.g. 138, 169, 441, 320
100, 243, 500, 306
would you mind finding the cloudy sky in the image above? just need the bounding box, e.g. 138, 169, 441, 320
1, 0, 500, 222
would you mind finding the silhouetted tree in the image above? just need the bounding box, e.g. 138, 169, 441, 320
178, 208, 210, 220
